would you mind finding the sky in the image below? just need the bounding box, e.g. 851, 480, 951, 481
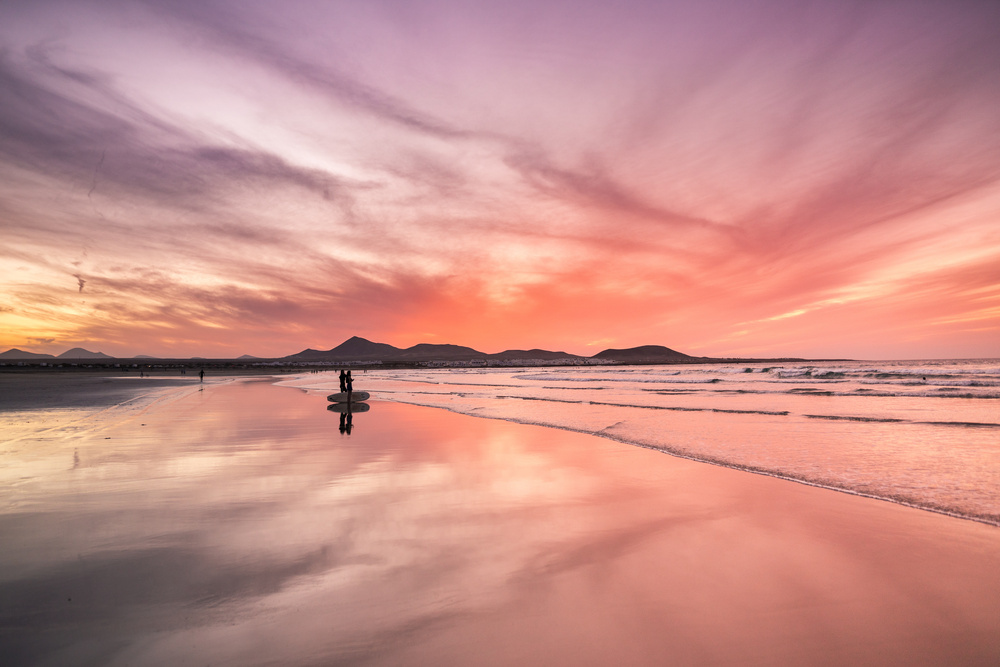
1, 0, 999, 360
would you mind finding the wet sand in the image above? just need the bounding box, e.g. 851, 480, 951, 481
1, 376, 998, 665
0, 372, 203, 411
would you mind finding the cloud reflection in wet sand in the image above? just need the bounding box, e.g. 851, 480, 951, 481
1, 379, 999, 665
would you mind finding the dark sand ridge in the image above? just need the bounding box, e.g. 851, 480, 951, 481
0, 368, 278, 412
0, 373, 229, 444
0, 373, 201, 411
1, 376, 998, 665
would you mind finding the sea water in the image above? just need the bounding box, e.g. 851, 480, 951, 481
304, 359, 1000, 525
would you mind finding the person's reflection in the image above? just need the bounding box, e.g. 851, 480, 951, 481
339, 405, 353, 435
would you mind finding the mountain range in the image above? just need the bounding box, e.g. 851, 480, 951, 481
1, 337, 697, 364
283, 336, 695, 363
0, 347, 114, 360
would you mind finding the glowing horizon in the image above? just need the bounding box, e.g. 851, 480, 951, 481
2, 0, 999, 360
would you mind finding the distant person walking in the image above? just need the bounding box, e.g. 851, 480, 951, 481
346, 370, 354, 403
339, 369, 347, 393
199, 369, 204, 382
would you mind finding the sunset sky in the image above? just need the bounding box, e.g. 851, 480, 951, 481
2, 0, 999, 360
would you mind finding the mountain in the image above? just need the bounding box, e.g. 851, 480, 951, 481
2, 347, 118, 360
57, 348, 114, 359
285, 336, 403, 361
397, 343, 485, 361
237, 354, 262, 360
493, 349, 583, 361
332, 336, 403, 358
0, 348, 56, 360
591, 345, 694, 362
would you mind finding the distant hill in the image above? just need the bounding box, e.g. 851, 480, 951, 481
282, 337, 696, 365
237, 354, 262, 360
286, 336, 403, 361
0, 347, 116, 360
493, 349, 583, 361
57, 348, 114, 359
0, 348, 56, 360
334, 336, 403, 358
591, 345, 694, 362
397, 343, 484, 361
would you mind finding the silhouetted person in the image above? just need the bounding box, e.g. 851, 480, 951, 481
199, 369, 204, 382
346, 370, 354, 403
339, 369, 347, 393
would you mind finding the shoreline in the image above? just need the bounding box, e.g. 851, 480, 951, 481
283, 365, 1000, 527
380, 396, 1000, 528
12, 369, 989, 529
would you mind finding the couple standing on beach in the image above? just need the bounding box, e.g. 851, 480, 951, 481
339, 369, 353, 401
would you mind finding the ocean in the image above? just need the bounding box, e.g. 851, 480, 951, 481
297, 359, 1000, 525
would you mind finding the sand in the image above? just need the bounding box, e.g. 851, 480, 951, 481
1, 375, 998, 666
0, 372, 203, 411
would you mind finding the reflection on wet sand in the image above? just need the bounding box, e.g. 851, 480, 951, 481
328, 399, 371, 434
1, 379, 999, 665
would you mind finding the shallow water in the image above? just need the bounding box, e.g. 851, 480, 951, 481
290, 360, 1000, 524
2, 378, 999, 665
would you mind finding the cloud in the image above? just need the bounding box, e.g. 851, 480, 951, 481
1, 0, 999, 357
502, 147, 720, 234
0, 48, 360, 212
144, 0, 482, 141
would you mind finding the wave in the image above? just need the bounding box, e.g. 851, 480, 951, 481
541, 386, 606, 390
497, 395, 583, 404
918, 420, 1000, 428
520, 374, 722, 384
643, 388, 701, 394
494, 395, 790, 416
805, 414, 906, 423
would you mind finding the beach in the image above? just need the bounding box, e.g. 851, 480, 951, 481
2, 373, 999, 666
